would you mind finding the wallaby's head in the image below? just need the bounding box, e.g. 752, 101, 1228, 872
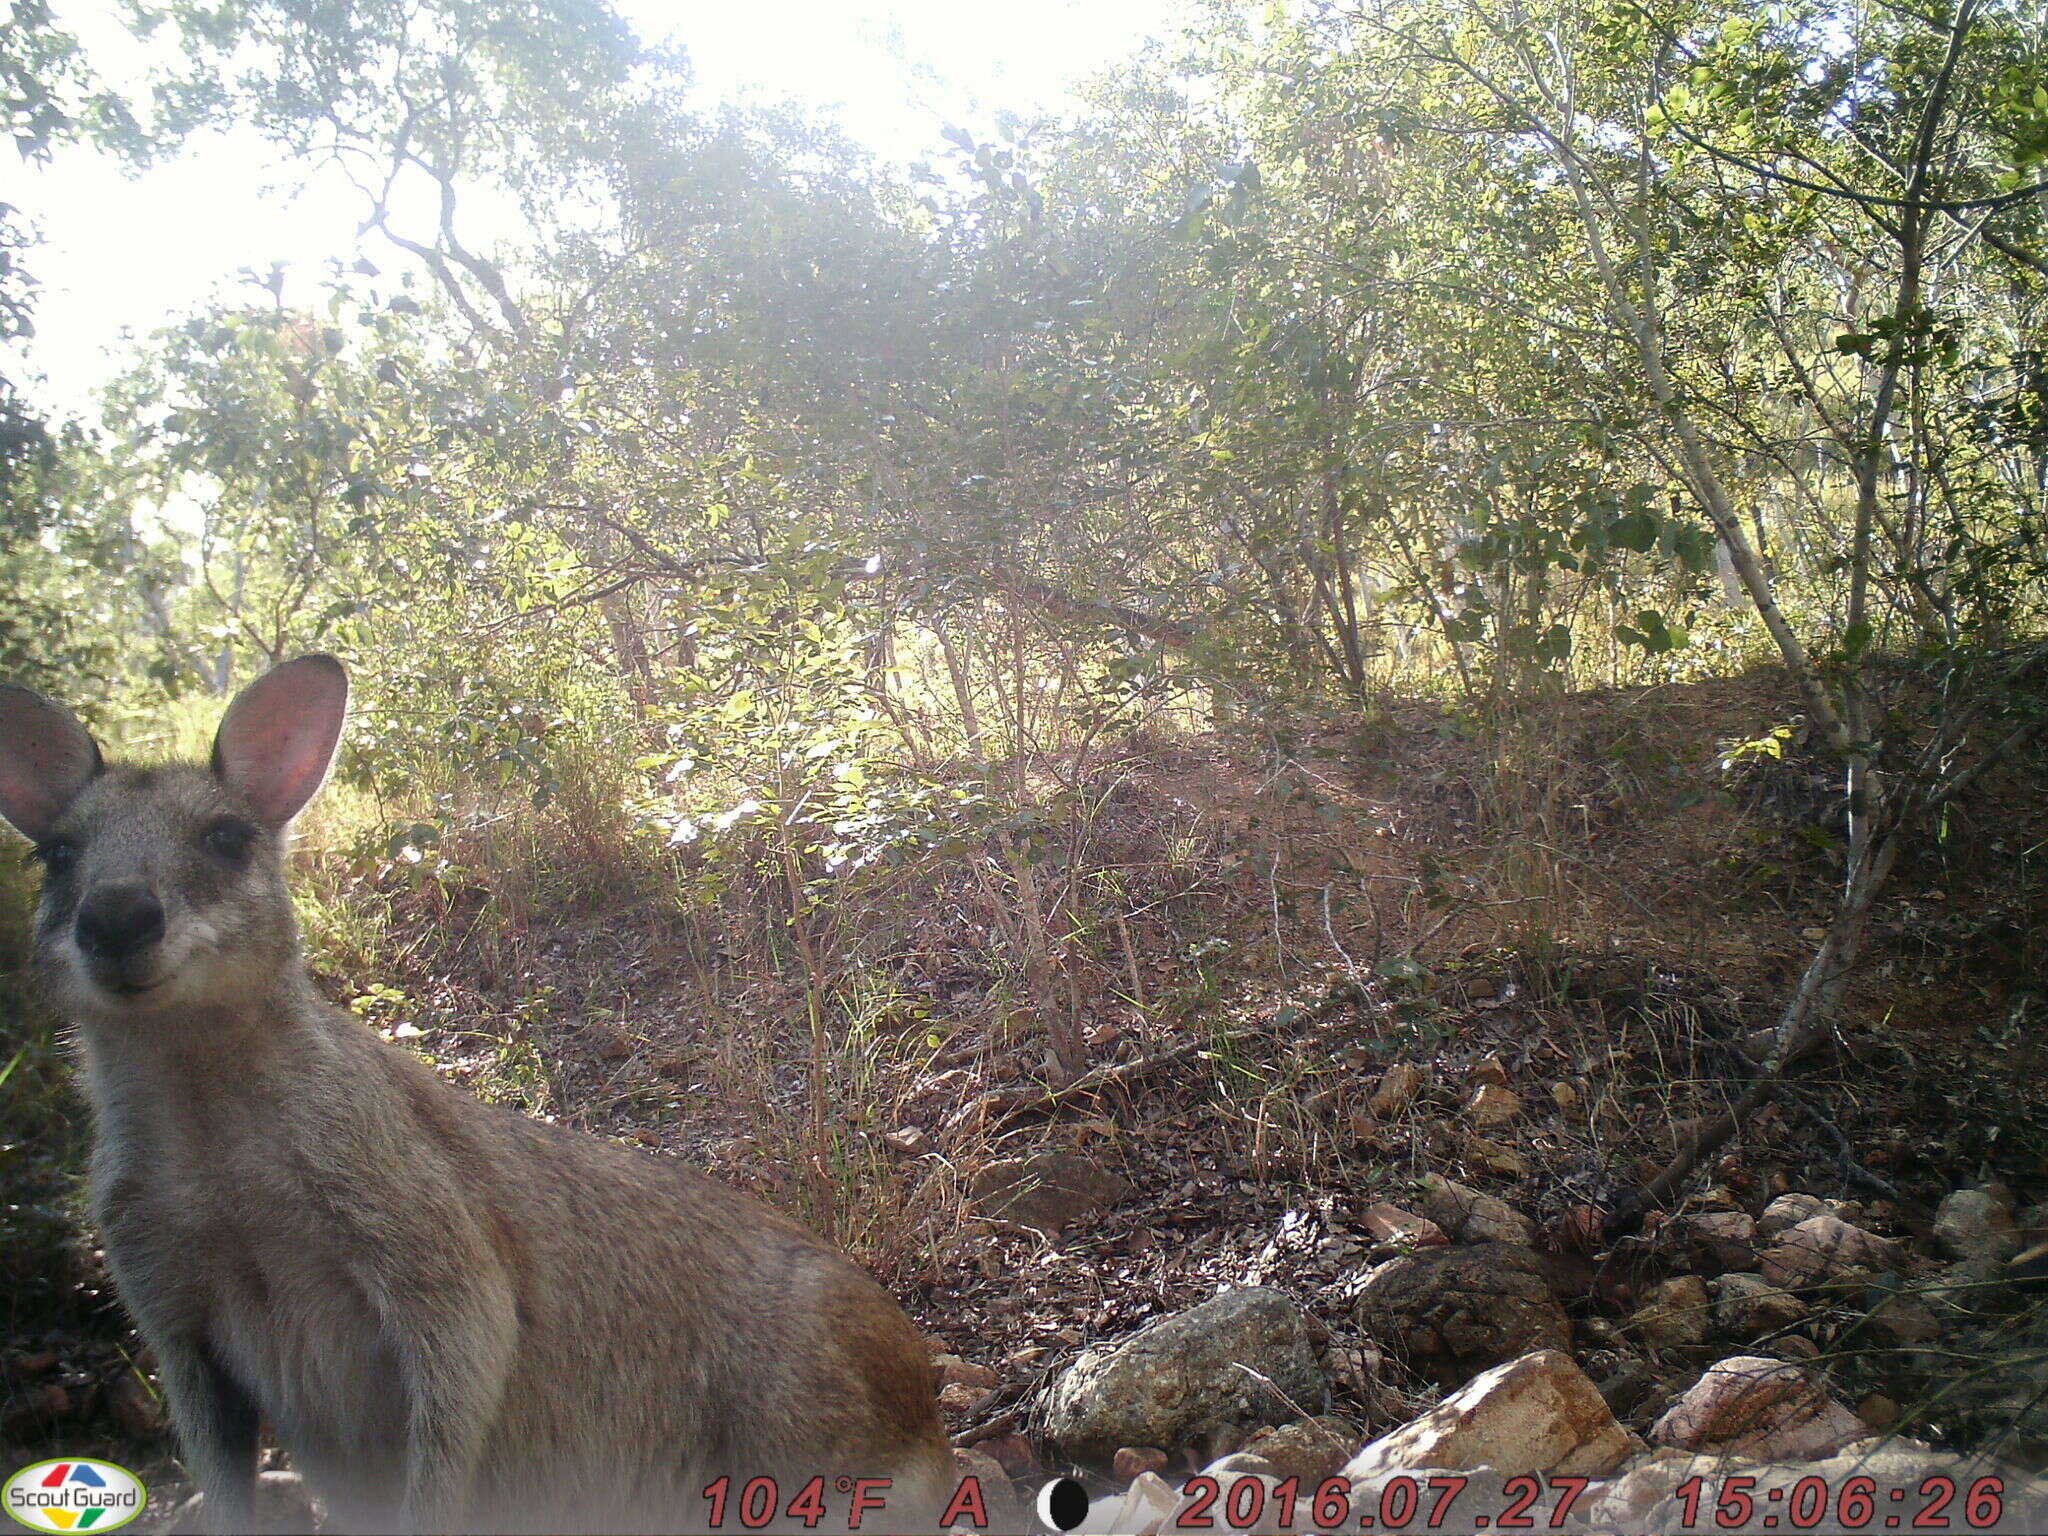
0, 656, 348, 1024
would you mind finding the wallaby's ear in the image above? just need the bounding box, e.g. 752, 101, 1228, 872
0, 684, 104, 843
211, 655, 350, 827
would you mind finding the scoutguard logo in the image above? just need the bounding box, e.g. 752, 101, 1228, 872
4, 1460, 147, 1533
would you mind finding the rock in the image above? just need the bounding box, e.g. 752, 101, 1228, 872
1465, 1084, 1524, 1127
1200, 1452, 1278, 1477
1460, 1134, 1531, 1180
1344, 1349, 1640, 1478
1595, 1358, 1657, 1417
1239, 1416, 1361, 1481
1076, 1471, 1180, 1535
940, 1380, 990, 1414
1758, 1192, 1834, 1238
1582, 1448, 1743, 1528
1415, 1174, 1536, 1246
1470, 1055, 1511, 1087
176, 1471, 318, 1536
1651, 1355, 1865, 1459
1928, 1255, 2013, 1316
1858, 1393, 1899, 1431
1112, 1446, 1169, 1482
1182, 1474, 1293, 1535
1933, 1186, 2021, 1262
909, 1067, 976, 1111
1629, 1444, 2048, 1533
1359, 1202, 1447, 1248
1631, 1276, 1712, 1349
1550, 1081, 1580, 1111
1040, 1287, 1328, 1464
1354, 1244, 1570, 1383
1711, 1273, 1808, 1338
1370, 1063, 1426, 1118
948, 1448, 1027, 1533
1678, 1211, 1757, 1270
935, 1354, 1002, 1391
1325, 1342, 1383, 1395
969, 1152, 1133, 1234
1758, 1214, 1902, 1287
884, 1126, 933, 1157
979, 1433, 1039, 1479
1864, 1291, 1942, 1344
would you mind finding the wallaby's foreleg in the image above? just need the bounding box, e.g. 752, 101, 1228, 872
390, 1276, 519, 1535
154, 1337, 261, 1535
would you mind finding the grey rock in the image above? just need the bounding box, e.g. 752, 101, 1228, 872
1354, 1244, 1570, 1383
969, 1152, 1133, 1233
1041, 1288, 1329, 1464
1933, 1186, 2021, 1263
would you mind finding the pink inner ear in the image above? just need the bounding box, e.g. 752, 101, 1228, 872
0, 685, 101, 842
213, 657, 349, 826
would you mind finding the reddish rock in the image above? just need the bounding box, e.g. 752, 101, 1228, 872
1758, 1193, 1833, 1238
980, 1433, 1040, 1479
1112, 1446, 1169, 1482
1461, 1134, 1532, 1179
1360, 1202, 1447, 1248
1370, 1063, 1426, 1118
940, 1380, 989, 1414
1679, 1210, 1758, 1269
884, 1126, 934, 1157
1240, 1417, 1361, 1480
1651, 1356, 1864, 1460
1465, 1084, 1524, 1127
1416, 1174, 1536, 1246
1344, 1349, 1640, 1478
950, 1448, 1027, 1532
1631, 1276, 1712, 1349
1759, 1215, 1902, 1287
935, 1354, 1002, 1391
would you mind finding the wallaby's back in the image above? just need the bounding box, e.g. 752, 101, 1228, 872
0, 658, 953, 1534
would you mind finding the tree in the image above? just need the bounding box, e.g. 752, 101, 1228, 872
1348, 0, 2046, 1209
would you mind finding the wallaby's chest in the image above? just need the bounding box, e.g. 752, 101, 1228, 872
92, 1084, 407, 1470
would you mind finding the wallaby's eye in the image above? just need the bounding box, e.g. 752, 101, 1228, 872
203, 818, 258, 864
35, 838, 79, 877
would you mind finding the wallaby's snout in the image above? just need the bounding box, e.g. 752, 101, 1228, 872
78, 883, 167, 959
76, 881, 168, 977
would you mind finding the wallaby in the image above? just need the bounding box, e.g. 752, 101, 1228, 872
0, 656, 955, 1535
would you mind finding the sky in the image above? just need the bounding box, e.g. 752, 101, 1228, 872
12, 0, 1194, 415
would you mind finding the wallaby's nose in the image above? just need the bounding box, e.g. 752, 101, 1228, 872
76, 885, 167, 960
